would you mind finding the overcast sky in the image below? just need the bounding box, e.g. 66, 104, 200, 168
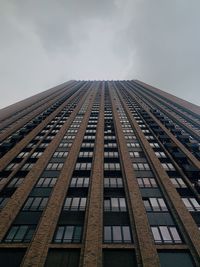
0, 0, 200, 109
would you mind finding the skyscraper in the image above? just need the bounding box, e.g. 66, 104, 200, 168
0, 80, 199, 267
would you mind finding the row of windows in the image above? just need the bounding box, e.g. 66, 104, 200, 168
4, 224, 183, 244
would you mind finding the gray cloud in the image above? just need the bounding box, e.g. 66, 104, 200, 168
0, 0, 200, 108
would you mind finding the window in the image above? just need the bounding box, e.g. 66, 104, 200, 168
170, 178, 187, 188
151, 226, 182, 244
70, 177, 89, 188
86, 130, 96, 133
63, 135, 75, 140
53, 152, 68, 158
127, 143, 140, 148
5, 163, 19, 171
158, 251, 195, 267
21, 163, 34, 171
150, 143, 160, 148
104, 178, 123, 188
59, 143, 72, 148
155, 152, 167, 158
104, 163, 121, 171
133, 163, 151, 171
63, 197, 87, 211
125, 135, 137, 140
0, 197, 9, 209
39, 143, 49, 148
104, 226, 132, 243
0, 248, 26, 267
104, 198, 126, 212
137, 178, 157, 188
23, 197, 48, 211
104, 136, 116, 140
103, 250, 137, 267
17, 152, 29, 158
46, 163, 64, 170
67, 129, 78, 133
75, 163, 92, 171
7, 178, 24, 188
31, 152, 43, 158
162, 163, 175, 171
143, 198, 168, 212
182, 198, 200, 211
79, 152, 93, 158
81, 143, 94, 148
4, 225, 35, 243
45, 249, 80, 267
84, 135, 95, 140
104, 152, 119, 158
104, 143, 117, 148
54, 226, 82, 243
36, 177, 57, 187
129, 151, 140, 158
145, 135, 155, 140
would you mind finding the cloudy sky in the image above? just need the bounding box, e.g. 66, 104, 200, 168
0, 0, 200, 109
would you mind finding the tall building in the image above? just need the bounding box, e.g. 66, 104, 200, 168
0, 80, 199, 267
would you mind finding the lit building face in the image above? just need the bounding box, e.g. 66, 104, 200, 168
0, 80, 199, 267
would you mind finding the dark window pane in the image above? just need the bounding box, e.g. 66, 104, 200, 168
45, 249, 80, 267
158, 251, 195, 267
103, 250, 137, 267
0, 249, 26, 267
